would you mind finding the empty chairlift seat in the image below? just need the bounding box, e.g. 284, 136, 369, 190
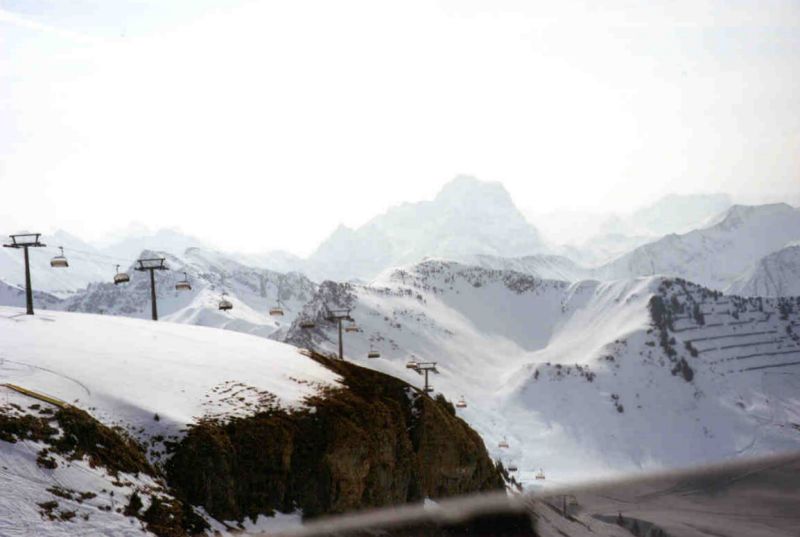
456, 396, 467, 408
269, 304, 284, 316
218, 293, 233, 311
344, 321, 359, 333
50, 247, 69, 268
498, 437, 509, 449
113, 265, 130, 285
367, 347, 380, 359
535, 469, 546, 480
299, 319, 315, 329
175, 272, 192, 291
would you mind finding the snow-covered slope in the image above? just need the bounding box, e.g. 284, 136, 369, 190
598, 204, 800, 290
571, 233, 655, 267
0, 280, 61, 311
0, 231, 112, 297
0, 307, 339, 535
505, 278, 800, 483
307, 176, 546, 281
0, 307, 338, 434
61, 248, 317, 339
285, 260, 569, 391
283, 260, 800, 484
727, 243, 800, 297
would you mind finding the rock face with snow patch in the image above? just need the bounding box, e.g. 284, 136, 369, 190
167, 352, 503, 521
0, 392, 198, 537
459, 253, 591, 282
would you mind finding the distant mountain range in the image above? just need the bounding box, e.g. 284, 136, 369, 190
527, 192, 734, 263
598, 203, 800, 290
2, 178, 798, 303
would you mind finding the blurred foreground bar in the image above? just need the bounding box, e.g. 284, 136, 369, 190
270, 452, 800, 537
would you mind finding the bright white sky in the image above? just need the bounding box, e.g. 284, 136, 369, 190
1, 0, 798, 255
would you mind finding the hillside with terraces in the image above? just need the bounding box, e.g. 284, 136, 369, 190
506, 276, 800, 482
649, 278, 800, 377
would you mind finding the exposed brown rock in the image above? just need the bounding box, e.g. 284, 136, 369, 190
167, 352, 503, 522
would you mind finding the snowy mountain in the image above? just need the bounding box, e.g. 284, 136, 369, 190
284, 259, 800, 483
727, 243, 800, 297
571, 233, 655, 267
61, 248, 318, 339
0, 230, 112, 297
0, 279, 62, 310
527, 193, 733, 264
306, 176, 546, 281
0, 307, 338, 535
0, 307, 500, 534
598, 204, 800, 290
625, 193, 733, 237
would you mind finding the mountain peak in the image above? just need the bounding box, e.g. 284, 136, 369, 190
709, 203, 796, 231
434, 175, 514, 207
307, 175, 544, 280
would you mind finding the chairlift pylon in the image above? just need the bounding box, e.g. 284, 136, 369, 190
175, 272, 192, 291
113, 264, 130, 285
218, 292, 233, 311
50, 246, 69, 268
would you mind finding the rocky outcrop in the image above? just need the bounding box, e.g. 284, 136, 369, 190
0, 404, 194, 537
167, 352, 504, 521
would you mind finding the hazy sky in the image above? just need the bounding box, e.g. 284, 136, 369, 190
1, 0, 798, 254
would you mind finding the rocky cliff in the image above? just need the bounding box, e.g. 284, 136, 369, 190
166, 351, 504, 522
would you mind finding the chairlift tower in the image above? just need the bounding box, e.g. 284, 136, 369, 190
324, 307, 354, 360
135, 258, 168, 321
3, 234, 45, 315
410, 361, 439, 394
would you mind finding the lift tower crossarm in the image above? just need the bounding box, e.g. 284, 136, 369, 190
3, 234, 46, 315
409, 361, 439, 394
134, 258, 168, 321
